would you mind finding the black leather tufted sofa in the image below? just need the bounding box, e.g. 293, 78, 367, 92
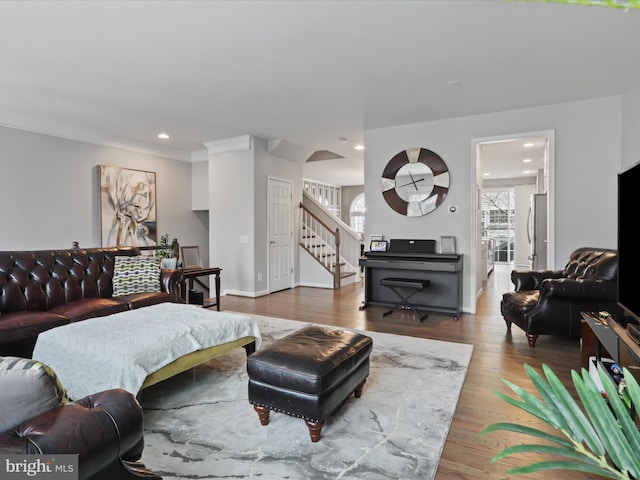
500, 247, 623, 347
0, 246, 183, 358
0, 387, 160, 480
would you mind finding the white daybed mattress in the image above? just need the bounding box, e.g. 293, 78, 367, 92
32, 303, 261, 399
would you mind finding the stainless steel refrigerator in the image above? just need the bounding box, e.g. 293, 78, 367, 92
528, 193, 547, 270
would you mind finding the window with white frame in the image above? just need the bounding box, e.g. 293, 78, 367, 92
481, 189, 515, 263
350, 193, 365, 234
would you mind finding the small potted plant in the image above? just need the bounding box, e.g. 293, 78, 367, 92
156, 233, 177, 269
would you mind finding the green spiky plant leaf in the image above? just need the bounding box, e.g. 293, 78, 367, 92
519, 0, 640, 10
481, 363, 640, 478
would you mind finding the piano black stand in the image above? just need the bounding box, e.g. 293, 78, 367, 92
380, 277, 431, 322
359, 251, 463, 320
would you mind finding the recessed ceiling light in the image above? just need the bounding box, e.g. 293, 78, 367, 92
483, 172, 490, 176
523, 142, 534, 147
355, 145, 365, 151
523, 158, 532, 163
339, 137, 348, 143
447, 80, 462, 87
523, 170, 531, 174
157, 132, 170, 140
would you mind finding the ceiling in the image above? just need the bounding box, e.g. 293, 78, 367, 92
1, 1, 639, 186
480, 136, 547, 181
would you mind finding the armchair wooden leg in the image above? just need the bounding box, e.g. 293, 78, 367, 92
253, 404, 270, 425
504, 319, 512, 330
526, 333, 539, 347
121, 460, 162, 479
305, 420, 325, 443
354, 379, 366, 398
89, 458, 161, 480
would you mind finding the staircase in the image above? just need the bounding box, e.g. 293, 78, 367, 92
299, 191, 361, 289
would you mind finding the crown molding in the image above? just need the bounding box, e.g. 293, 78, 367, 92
203, 135, 252, 154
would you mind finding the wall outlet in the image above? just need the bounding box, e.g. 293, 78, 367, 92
257, 272, 262, 282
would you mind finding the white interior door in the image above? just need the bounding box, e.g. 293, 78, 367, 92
268, 178, 293, 293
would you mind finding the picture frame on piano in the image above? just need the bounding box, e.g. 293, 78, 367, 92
440, 236, 456, 254
370, 240, 388, 252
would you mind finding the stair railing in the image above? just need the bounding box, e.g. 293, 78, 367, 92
299, 202, 341, 289
301, 190, 361, 275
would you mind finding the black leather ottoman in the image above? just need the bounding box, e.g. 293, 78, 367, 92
247, 325, 373, 442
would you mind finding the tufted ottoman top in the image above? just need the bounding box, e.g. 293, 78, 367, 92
247, 325, 372, 396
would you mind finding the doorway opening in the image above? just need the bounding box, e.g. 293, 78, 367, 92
471, 130, 554, 311
481, 189, 515, 263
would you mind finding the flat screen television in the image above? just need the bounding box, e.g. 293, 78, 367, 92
618, 160, 640, 321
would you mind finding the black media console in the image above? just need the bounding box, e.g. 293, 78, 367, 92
580, 310, 640, 424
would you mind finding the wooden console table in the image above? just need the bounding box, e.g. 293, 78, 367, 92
181, 267, 222, 310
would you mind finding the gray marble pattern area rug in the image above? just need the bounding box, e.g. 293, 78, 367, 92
138, 315, 474, 480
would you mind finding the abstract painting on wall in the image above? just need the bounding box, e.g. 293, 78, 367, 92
99, 165, 157, 246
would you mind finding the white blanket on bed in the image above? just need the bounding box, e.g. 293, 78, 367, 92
32, 303, 261, 400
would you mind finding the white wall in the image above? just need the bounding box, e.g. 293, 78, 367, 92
299, 246, 333, 288
622, 84, 640, 170
209, 146, 255, 296
6, 91, 635, 307
191, 159, 209, 211
254, 137, 303, 293
341, 185, 364, 222
364, 96, 622, 313
0, 125, 208, 257
208, 136, 303, 297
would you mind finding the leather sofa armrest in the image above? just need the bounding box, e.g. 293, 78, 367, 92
0, 389, 144, 479
161, 268, 184, 295
511, 269, 564, 291
540, 278, 618, 302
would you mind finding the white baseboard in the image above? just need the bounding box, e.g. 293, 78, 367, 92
223, 289, 269, 298
297, 281, 333, 289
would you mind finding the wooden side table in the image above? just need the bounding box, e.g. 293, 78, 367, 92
181, 267, 222, 310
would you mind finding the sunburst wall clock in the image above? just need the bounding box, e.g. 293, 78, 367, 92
380, 147, 450, 217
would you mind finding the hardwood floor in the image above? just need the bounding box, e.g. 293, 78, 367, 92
220, 264, 594, 479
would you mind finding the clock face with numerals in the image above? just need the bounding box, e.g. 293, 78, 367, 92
381, 147, 450, 216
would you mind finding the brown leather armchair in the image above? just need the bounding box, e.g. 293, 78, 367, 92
500, 247, 622, 347
0, 355, 160, 480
